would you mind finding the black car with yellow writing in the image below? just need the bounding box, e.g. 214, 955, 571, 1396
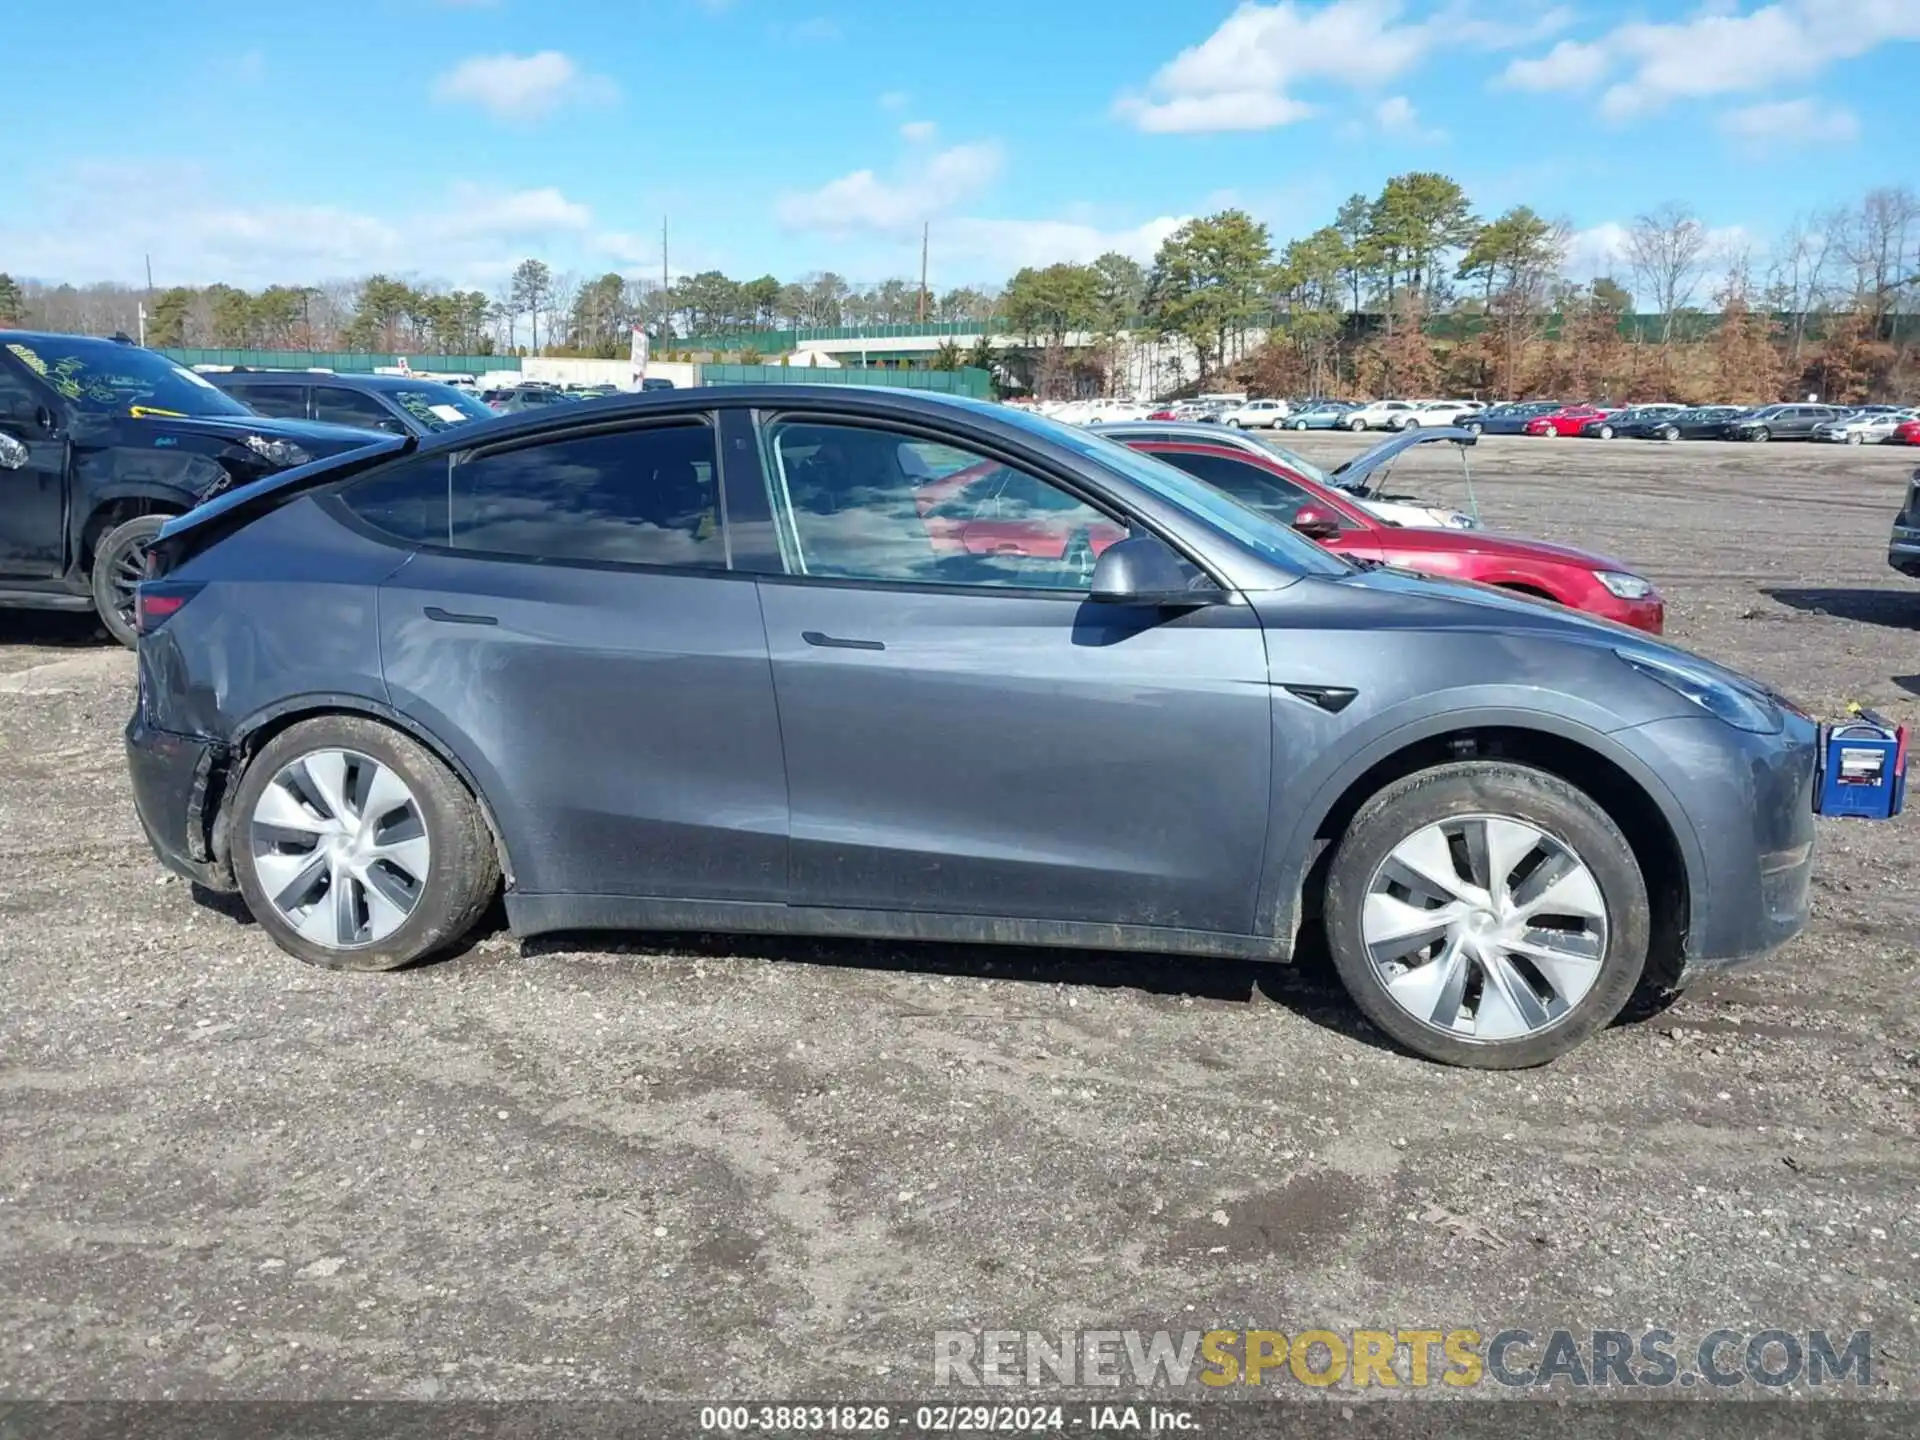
0, 331, 386, 644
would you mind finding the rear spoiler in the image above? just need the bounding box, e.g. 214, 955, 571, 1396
150, 434, 414, 573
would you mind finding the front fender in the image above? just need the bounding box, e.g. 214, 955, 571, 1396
1255, 691, 1707, 949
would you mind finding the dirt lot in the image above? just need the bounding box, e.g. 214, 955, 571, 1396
1, 434, 1917, 1405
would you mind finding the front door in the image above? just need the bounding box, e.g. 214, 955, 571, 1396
353, 415, 789, 903
750, 415, 1274, 937
0, 355, 68, 579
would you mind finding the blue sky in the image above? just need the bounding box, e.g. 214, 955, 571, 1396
3, 0, 1915, 296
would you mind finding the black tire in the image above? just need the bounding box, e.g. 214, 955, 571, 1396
1597, 425, 1614, 440
1751, 427, 1770, 443
1347, 416, 1367, 432
90, 514, 170, 648
1661, 427, 1680, 442
230, 716, 500, 972
1292, 419, 1309, 431
1323, 761, 1649, 1069
1403, 417, 1421, 429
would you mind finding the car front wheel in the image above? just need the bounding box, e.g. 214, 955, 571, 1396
90, 514, 172, 648
1750, 427, 1770, 442
1597, 425, 1614, 440
1292, 419, 1309, 431
1348, 416, 1367, 431
230, 716, 500, 971
1323, 761, 1649, 1068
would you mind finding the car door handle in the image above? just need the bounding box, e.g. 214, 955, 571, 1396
424, 605, 498, 626
802, 630, 885, 652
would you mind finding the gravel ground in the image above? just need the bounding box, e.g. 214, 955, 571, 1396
1, 434, 1916, 1406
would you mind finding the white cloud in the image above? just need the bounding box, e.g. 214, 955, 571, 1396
432, 51, 617, 122
936, 216, 1188, 274
878, 90, 909, 111
1716, 96, 1860, 147
0, 164, 599, 289
1563, 219, 1754, 281
1117, 0, 1570, 133
1498, 1, 1920, 119
900, 119, 938, 142
775, 142, 1005, 236
1499, 37, 1610, 91
1374, 94, 1444, 140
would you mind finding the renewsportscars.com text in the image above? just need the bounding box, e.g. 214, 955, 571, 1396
932, 1327, 1873, 1390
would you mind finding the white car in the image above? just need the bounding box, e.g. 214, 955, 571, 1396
1083, 400, 1152, 424
1406, 399, 1484, 427
1222, 398, 1291, 428
1813, 409, 1915, 444
1343, 399, 1420, 431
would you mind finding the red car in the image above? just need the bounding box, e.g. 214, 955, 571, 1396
1892, 419, 1920, 446
1524, 404, 1615, 438
1115, 438, 1666, 633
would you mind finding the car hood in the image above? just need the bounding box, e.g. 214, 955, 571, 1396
134, 412, 390, 453
1329, 425, 1477, 488
1383, 525, 1638, 575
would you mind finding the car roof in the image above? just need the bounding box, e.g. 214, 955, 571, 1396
213, 370, 445, 392
404, 384, 1013, 458
1093, 420, 1277, 456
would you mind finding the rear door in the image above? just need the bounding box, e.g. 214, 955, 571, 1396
359, 412, 789, 903
740, 411, 1274, 935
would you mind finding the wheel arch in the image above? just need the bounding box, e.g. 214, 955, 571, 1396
76, 486, 195, 571
1266, 711, 1697, 989
218, 694, 517, 892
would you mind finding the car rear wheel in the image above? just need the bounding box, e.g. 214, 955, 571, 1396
231, 716, 499, 972
1403, 417, 1421, 429
1323, 761, 1648, 1068
90, 514, 171, 649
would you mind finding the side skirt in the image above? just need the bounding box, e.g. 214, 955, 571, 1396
505, 893, 1292, 963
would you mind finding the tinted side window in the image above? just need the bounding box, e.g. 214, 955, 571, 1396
451, 421, 725, 569
315, 388, 404, 432
336, 457, 450, 545
228, 384, 308, 420
0, 357, 40, 414
766, 419, 1120, 591
1152, 450, 1323, 527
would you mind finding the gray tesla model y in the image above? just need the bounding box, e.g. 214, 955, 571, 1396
126, 388, 1817, 1067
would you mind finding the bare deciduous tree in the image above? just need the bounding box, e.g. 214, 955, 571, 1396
1625, 202, 1711, 346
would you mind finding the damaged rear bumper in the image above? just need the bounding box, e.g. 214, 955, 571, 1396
125, 715, 236, 891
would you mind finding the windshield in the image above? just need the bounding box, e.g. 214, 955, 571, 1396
1252, 437, 1333, 485
995, 406, 1351, 578
389, 383, 494, 432
3, 336, 252, 418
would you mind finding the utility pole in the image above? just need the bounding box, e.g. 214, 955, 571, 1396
918, 221, 928, 325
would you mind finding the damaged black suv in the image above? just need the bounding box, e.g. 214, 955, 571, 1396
0, 331, 387, 644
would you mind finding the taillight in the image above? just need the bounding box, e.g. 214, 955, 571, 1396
135, 583, 203, 636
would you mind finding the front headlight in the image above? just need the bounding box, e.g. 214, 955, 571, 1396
1617, 649, 1781, 733
244, 434, 313, 468
1594, 570, 1655, 600
1442, 511, 1480, 529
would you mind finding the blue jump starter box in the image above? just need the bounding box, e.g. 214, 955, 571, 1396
1817, 712, 1907, 820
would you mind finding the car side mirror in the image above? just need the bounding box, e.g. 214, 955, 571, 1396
0, 431, 27, 470
1089, 534, 1220, 607
1292, 506, 1342, 541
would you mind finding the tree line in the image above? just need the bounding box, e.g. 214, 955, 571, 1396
2, 176, 1915, 401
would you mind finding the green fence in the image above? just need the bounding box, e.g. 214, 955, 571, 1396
163, 349, 521, 374
699, 365, 993, 399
